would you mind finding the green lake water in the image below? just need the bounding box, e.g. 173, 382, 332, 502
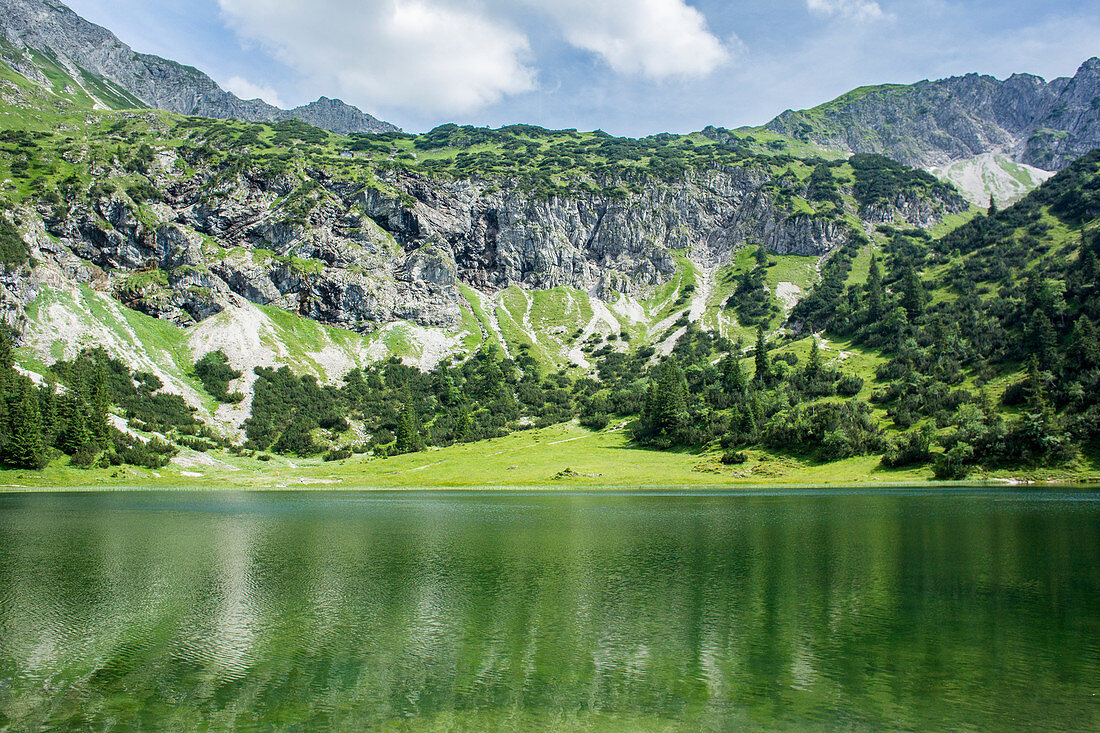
0, 489, 1097, 731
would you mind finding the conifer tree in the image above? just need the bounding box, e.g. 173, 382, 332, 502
58, 393, 91, 456
394, 401, 422, 454
1023, 355, 1047, 411
866, 255, 885, 323
1026, 310, 1057, 364
89, 356, 109, 448
5, 381, 46, 469
898, 268, 926, 319
38, 381, 57, 447
754, 326, 770, 385
719, 353, 745, 396
807, 337, 821, 379
987, 194, 997, 216
1068, 315, 1099, 369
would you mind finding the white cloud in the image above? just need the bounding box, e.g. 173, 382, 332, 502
806, 0, 889, 22
216, 0, 536, 115
533, 0, 730, 79
224, 75, 285, 108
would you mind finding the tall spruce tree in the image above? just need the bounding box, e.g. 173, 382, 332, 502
866, 254, 885, 323
5, 381, 46, 469
89, 356, 109, 448
754, 326, 770, 384
807, 337, 821, 379
394, 400, 422, 455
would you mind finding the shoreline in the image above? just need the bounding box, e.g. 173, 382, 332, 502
2, 477, 1098, 494
1, 423, 1095, 494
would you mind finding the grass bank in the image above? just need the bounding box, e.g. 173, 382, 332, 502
1, 423, 1096, 492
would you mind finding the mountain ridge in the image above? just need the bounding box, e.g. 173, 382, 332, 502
762, 58, 1100, 172
0, 0, 399, 134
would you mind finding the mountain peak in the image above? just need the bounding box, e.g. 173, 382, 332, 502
0, 0, 399, 134
762, 60, 1100, 171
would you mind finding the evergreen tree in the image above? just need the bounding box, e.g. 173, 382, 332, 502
755, 244, 768, 268
1022, 355, 1047, 411
58, 394, 91, 456
719, 353, 745, 396
89, 356, 109, 448
987, 194, 997, 216
1068, 315, 1099, 369
475, 347, 504, 400
454, 403, 472, 442
394, 400, 422, 454
753, 326, 770, 384
5, 381, 46, 469
866, 255, 885, 323
272, 417, 317, 457
1026, 310, 1057, 364
635, 360, 688, 445
807, 337, 821, 379
898, 268, 927, 319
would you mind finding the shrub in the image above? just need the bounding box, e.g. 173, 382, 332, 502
323, 447, 354, 462
720, 451, 747, 465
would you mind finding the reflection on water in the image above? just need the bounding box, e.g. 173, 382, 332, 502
0, 489, 1098, 730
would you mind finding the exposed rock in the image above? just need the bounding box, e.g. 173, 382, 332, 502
758, 58, 1100, 171
16, 148, 964, 335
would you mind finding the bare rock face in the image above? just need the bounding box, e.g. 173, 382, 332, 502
760, 58, 1100, 171
0, 0, 398, 134
18, 146, 964, 335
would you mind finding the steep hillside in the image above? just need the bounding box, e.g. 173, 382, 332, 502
0, 89, 969, 359
762, 58, 1100, 172
0, 0, 398, 133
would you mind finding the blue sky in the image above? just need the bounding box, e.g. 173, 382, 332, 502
64, 0, 1100, 136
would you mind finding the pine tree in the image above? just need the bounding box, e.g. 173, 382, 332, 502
476, 347, 504, 400
1026, 310, 1056, 364
454, 403, 472, 442
807, 337, 821, 379
58, 394, 91, 456
38, 381, 57, 447
394, 401, 422, 454
898, 268, 926, 319
754, 326, 770, 384
5, 381, 46, 469
653, 360, 687, 436
1068, 315, 1099, 369
987, 194, 998, 216
89, 356, 109, 448
866, 255, 885, 323
755, 244, 768, 268
719, 353, 745, 396
1023, 355, 1047, 411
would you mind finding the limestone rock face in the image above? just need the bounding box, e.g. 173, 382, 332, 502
759, 58, 1100, 171
11, 148, 964, 334
0, 0, 398, 134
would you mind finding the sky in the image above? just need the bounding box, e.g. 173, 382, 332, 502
63, 0, 1100, 137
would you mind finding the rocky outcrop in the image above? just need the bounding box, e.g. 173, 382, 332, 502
759, 58, 1100, 171
0, 0, 399, 134
14, 146, 964, 335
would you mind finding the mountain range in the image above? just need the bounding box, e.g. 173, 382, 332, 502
0, 0, 399, 134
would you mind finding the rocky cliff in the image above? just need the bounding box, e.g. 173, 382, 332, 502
0, 0, 399, 134
4, 133, 965, 339
762, 58, 1100, 171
